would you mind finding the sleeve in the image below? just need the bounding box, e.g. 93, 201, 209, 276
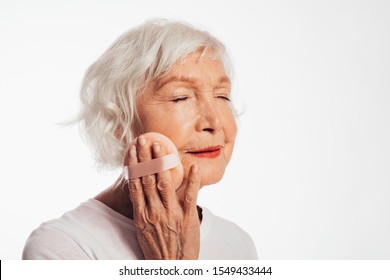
22, 224, 90, 260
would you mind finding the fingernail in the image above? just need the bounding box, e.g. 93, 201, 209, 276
138, 136, 146, 146
192, 164, 198, 173
153, 142, 160, 153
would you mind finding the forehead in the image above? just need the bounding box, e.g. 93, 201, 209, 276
155, 51, 230, 88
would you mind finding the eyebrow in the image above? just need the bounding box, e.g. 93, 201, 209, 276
155, 75, 230, 91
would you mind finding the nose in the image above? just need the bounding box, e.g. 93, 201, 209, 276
195, 100, 223, 133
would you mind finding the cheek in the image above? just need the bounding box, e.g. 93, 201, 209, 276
223, 112, 238, 162
222, 104, 238, 138
155, 122, 194, 150
226, 114, 238, 140
140, 107, 196, 148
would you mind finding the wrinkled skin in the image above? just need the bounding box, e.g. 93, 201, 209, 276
128, 138, 201, 259
96, 50, 237, 259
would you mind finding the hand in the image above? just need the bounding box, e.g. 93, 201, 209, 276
127, 135, 201, 260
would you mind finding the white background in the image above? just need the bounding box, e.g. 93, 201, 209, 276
0, 0, 389, 260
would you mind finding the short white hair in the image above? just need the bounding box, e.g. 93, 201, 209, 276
77, 19, 234, 170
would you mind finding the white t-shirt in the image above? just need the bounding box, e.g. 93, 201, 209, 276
22, 199, 258, 260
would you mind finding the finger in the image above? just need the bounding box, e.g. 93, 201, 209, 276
183, 164, 200, 216
137, 136, 161, 212
127, 145, 146, 218
152, 142, 176, 208
136, 135, 152, 162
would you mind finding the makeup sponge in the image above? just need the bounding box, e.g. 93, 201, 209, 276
123, 132, 184, 190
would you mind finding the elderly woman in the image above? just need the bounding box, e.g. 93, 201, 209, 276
23, 19, 257, 260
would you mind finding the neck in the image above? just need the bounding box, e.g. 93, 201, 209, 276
95, 177, 134, 219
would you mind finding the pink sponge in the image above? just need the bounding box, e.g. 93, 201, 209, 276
123, 153, 180, 179
123, 132, 184, 189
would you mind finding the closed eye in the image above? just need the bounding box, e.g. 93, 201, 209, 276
217, 96, 231, 101
172, 96, 189, 103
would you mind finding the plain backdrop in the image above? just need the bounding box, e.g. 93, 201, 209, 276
1, 0, 389, 260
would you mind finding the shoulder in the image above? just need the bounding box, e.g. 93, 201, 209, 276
199, 207, 258, 259
22, 221, 90, 259
23, 200, 97, 259
201, 207, 252, 240
23, 199, 137, 259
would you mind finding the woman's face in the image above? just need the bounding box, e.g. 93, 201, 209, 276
135, 51, 237, 187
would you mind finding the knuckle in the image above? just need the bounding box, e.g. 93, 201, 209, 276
189, 177, 199, 186
134, 220, 146, 230
138, 151, 149, 161
145, 209, 160, 224
157, 179, 170, 191
129, 179, 141, 192
141, 175, 156, 188
185, 193, 194, 203
189, 173, 200, 186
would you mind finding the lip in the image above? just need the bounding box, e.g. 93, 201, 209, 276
187, 145, 222, 158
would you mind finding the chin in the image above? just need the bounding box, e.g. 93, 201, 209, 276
180, 155, 228, 187
199, 168, 225, 187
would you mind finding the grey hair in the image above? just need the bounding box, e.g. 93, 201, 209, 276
77, 19, 234, 170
